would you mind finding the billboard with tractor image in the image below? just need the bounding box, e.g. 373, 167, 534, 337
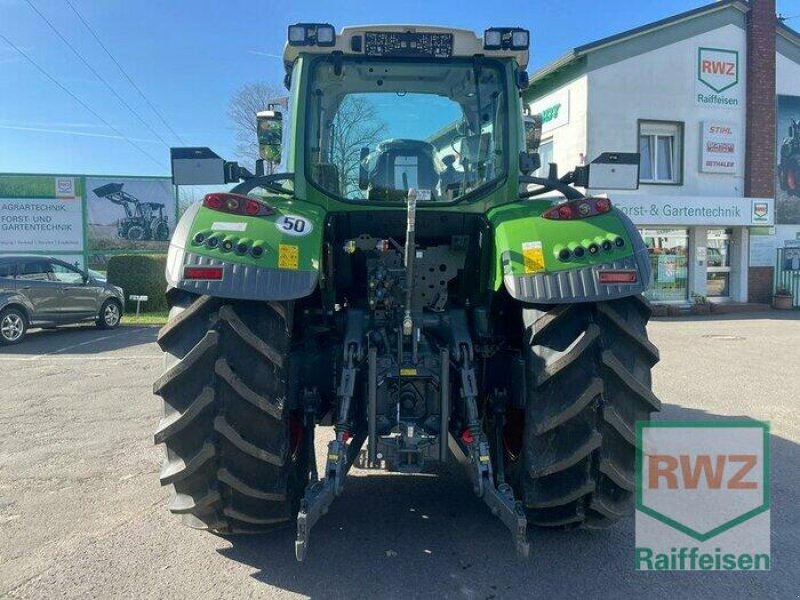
777, 95, 800, 224
86, 177, 176, 250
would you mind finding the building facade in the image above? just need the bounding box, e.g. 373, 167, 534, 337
525, 0, 800, 304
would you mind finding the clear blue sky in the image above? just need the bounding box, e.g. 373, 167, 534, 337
1, 0, 798, 177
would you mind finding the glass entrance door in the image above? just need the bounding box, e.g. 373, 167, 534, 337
706, 229, 732, 298
640, 228, 689, 302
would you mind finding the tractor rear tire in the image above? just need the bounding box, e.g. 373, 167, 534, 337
784, 159, 799, 196
126, 225, 146, 241
153, 290, 307, 533
154, 220, 170, 241
518, 295, 660, 529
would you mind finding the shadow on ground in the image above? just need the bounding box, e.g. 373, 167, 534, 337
216, 405, 795, 599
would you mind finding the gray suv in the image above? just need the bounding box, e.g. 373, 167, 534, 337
0, 256, 125, 345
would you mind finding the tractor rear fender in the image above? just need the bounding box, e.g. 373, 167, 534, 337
165, 198, 325, 301
488, 200, 651, 304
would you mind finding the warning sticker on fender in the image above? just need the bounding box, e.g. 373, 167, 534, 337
278, 244, 299, 270
522, 241, 545, 274
211, 222, 247, 232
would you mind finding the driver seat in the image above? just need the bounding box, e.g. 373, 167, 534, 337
368, 139, 439, 201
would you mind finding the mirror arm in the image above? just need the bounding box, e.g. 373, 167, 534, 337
519, 175, 586, 200
229, 173, 294, 195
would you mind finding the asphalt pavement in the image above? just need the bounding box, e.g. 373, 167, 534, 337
0, 315, 798, 599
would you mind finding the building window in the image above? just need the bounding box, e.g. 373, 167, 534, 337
638, 121, 683, 184
534, 139, 553, 177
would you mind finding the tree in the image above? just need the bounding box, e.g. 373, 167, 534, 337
329, 96, 387, 196
227, 82, 284, 166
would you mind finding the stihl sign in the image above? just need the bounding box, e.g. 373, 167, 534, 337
697, 48, 739, 94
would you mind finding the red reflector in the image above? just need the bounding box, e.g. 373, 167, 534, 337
184, 266, 224, 280
461, 429, 474, 445
204, 194, 223, 210
542, 197, 614, 220
598, 271, 638, 284
595, 198, 611, 213
202, 193, 272, 216
245, 199, 261, 215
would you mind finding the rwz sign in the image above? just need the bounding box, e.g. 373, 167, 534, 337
697, 47, 739, 93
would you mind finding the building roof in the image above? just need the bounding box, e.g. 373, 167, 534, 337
529, 0, 799, 88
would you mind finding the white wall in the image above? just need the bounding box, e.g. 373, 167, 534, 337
528, 75, 588, 175
586, 24, 747, 198
777, 51, 800, 95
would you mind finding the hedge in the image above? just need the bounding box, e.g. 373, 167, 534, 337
106, 254, 169, 312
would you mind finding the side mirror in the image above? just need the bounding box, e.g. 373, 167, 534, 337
359, 146, 370, 190
171, 147, 228, 185
579, 152, 640, 190
257, 110, 283, 163
523, 114, 542, 154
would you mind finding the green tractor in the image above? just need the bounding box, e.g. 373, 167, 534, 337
155, 24, 660, 561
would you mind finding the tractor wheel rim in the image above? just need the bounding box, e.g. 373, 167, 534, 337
104, 304, 120, 326
1, 314, 23, 341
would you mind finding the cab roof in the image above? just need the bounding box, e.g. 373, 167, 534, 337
282, 25, 529, 70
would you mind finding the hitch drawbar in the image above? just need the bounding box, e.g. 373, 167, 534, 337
448, 434, 530, 558
295, 430, 530, 561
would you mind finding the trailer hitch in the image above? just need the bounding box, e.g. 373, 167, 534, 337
296, 318, 364, 561
451, 345, 530, 558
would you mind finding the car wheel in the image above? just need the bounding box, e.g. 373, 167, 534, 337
0, 307, 27, 345
97, 299, 122, 329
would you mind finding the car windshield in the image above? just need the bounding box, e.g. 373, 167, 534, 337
305, 57, 508, 202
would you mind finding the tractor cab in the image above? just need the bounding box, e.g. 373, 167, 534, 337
284, 25, 529, 207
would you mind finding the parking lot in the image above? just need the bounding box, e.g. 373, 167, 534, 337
0, 314, 798, 599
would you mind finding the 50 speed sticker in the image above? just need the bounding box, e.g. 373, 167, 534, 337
275, 215, 313, 236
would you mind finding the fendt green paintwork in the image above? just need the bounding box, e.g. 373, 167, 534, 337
154, 24, 661, 562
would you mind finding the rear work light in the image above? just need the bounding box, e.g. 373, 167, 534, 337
484, 27, 530, 50
184, 266, 224, 281
203, 193, 272, 217
598, 271, 638, 284
288, 23, 336, 47
542, 197, 613, 220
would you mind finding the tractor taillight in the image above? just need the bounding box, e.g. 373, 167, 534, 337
184, 266, 224, 280
203, 193, 273, 217
542, 197, 613, 220
598, 271, 637, 284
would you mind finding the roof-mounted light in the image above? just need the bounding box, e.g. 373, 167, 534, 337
287, 23, 336, 47
483, 27, 529, 51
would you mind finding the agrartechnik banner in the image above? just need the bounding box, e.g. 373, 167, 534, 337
0, 175, 84, 253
